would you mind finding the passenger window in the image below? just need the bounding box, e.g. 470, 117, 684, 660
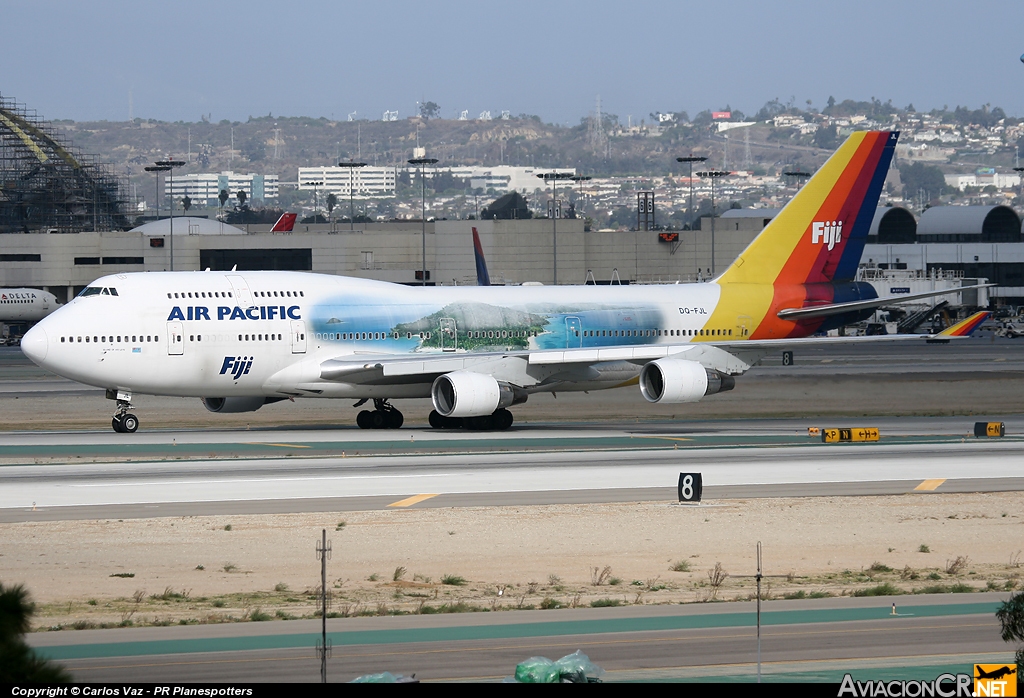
109, 288, 118, 296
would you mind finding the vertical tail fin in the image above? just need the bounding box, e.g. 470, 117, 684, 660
718, 131, 898, 286
472, 227, 491, 286
270, 212, 297, 232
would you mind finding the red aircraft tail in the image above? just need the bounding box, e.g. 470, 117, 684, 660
270, 213, 297, 232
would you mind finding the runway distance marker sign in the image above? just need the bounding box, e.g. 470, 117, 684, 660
678, 473, 702, 503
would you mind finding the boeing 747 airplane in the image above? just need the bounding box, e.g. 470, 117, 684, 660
20, 132, 989, 432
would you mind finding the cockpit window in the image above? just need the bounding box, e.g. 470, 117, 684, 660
78, 286, 118, 297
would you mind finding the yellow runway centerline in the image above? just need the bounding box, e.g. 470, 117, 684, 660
914, 479, 946, 491
388, 493, 440, 508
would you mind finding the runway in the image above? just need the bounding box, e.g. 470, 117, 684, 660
28, 594, 1014, 682
2, 425, 1023, 521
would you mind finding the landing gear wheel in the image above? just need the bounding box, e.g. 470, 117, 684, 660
429, 410, 445, 429
121, 414, 139, 433
385, 409, 404, 429
356, 410, 373, 429
465, 415, 494, 431
112, 415, 125, 433
493, 408, 514, 431
369, 411, 387, 429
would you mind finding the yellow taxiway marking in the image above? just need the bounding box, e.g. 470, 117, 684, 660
250, 443, 311, 449
388, 493, 440, 508
914, 479, 946, 491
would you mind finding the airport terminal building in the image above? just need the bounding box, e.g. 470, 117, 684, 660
1, 206, 1022, 310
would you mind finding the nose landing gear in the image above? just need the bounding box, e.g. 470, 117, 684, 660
355, 399, 404, 429
106, 388, 139, 433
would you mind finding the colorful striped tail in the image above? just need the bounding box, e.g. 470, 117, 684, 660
719, 131, 898, 287
937, 311, 990, 337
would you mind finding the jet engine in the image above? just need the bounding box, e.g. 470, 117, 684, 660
431, 371, 525, 417
201, 397, 272, 413
638, 358, 735, 404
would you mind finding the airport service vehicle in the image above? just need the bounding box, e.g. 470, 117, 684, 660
20, 131, 989, 433
1, 288, 60, 324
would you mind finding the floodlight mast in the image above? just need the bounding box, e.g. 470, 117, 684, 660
151, 159, 184, 268
675, 155, 707, 231
408, 157, 438, 285
536, 171, 575, 284
337, 161, 367, 231
696, 170, 729, 276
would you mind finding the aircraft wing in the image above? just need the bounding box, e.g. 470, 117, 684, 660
776, 284, 993, 320
316, 312, 988, 385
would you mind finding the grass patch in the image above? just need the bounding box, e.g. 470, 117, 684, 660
918, 544, 931, 553
248, 608, 272, 622
539, 597, 563, 610
868, 562, 892, 573
670, 560, 691, 573
419, 601, 484, 614
109, 573, 135, 578
441, 574, 467, 586
273, 583, 289, 592
852, 583, 902, 597
590, 598, 622, 608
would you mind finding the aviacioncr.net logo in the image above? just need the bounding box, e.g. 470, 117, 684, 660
812, 220, 844, 251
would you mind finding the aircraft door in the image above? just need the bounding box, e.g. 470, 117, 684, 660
736, 315, 753, 338
226, 275, 254, 308
167, 321, 184, 355
290, 320, 307, 354
439, 317, 457, 352
565, 316, 582, 348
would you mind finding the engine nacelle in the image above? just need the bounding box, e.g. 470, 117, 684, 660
202, 396, 270, 413
638, 358, 735, 404
431, 371, 524, 417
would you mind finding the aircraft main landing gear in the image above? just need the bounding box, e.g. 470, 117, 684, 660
355, 399, 404, 429
429, 408, 513, 431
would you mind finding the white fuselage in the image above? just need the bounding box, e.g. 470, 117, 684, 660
1, 288, 59, 323
21, 270, 728, 401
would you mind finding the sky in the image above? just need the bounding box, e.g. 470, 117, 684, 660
4, 0, 1023, 125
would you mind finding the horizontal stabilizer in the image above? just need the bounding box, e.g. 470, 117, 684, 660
776, 284, 994, 321
935, 310, 990, 337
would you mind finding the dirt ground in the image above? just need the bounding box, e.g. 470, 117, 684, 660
3, 493, 1021, 630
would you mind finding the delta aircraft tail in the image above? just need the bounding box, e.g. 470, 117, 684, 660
472, 227, 491, 286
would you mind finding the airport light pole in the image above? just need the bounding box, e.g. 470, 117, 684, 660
307, 180, 323, 222
676, 155, 707, 229
536, 171, 575, 284
337, 161, 367, 231
154, 160, 185, 270
696, 170, 729, 277
570, 175, 592, 218
408, 157, 438, 285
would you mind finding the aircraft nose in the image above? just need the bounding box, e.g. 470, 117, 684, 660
21, 324, 48, 365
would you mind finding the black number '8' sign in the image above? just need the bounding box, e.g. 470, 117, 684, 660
678, 473, 703, 502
